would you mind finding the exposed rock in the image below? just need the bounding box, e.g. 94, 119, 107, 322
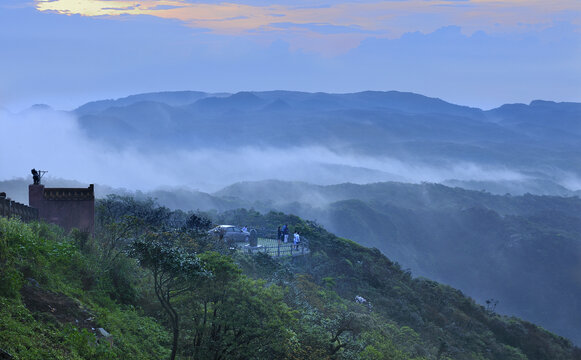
97, 328, 111, 338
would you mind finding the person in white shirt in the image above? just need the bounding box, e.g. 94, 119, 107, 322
293, 231, 300, 250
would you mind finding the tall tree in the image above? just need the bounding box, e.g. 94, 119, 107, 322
129, 233, 210, 360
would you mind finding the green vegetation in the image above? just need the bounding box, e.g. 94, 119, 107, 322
206, 180, 581, 344
0, 217, 169, 360
1, 196, 580, 359
129, 234, 208, 360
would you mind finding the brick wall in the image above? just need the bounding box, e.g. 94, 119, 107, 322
29, 184, 95, 234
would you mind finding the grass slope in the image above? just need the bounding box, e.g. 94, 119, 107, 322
2, 205, 580, 359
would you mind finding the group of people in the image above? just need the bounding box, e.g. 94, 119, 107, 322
277, 224, 301, 250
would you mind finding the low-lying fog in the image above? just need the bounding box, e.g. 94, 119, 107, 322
2, 106, 577, 198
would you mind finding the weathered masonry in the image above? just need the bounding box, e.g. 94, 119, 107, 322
29, 184, 95, 234
0, 193, 39, 222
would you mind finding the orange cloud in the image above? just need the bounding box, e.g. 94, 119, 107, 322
34, 0, 580, 51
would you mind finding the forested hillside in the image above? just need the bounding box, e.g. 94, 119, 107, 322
3, 178, 580, 345
1, 196, 580, 359
213, 180, 581, 345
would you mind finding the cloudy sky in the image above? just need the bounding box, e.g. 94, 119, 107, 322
0, 0, 580, 110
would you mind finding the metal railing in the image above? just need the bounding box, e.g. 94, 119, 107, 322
240, 237, 310, 257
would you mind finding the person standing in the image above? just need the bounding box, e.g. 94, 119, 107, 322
282, 224, 289, 243
277, 226, 282, 244
293, 231, 300, 250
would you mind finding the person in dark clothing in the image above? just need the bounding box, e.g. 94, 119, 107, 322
282, 224, 289, 243
277, 226, 282, 244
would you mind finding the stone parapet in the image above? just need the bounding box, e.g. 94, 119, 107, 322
0, 196, 39, 222
43, 184, 94, 201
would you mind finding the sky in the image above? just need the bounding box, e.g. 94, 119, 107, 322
0, 0, 580, 111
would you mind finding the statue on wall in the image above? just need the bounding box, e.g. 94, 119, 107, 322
31, 169, 40, 184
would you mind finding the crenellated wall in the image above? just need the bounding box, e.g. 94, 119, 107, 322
0, 196, 39, 222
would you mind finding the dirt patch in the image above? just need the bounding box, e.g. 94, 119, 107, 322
20, 280, 97, 330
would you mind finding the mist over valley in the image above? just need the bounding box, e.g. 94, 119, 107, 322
2, 90, 581, 345
3, 90, 581, 196
76, 90, 581, 197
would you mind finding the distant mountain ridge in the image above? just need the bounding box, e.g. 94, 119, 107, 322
70, 90, 581, 196
75, 90, 210, 115
76, 90, 485, 116
72, 90, 579, 147
76, 89, 580, 117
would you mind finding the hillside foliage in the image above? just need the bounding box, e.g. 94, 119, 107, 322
1, 196, 580, 359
